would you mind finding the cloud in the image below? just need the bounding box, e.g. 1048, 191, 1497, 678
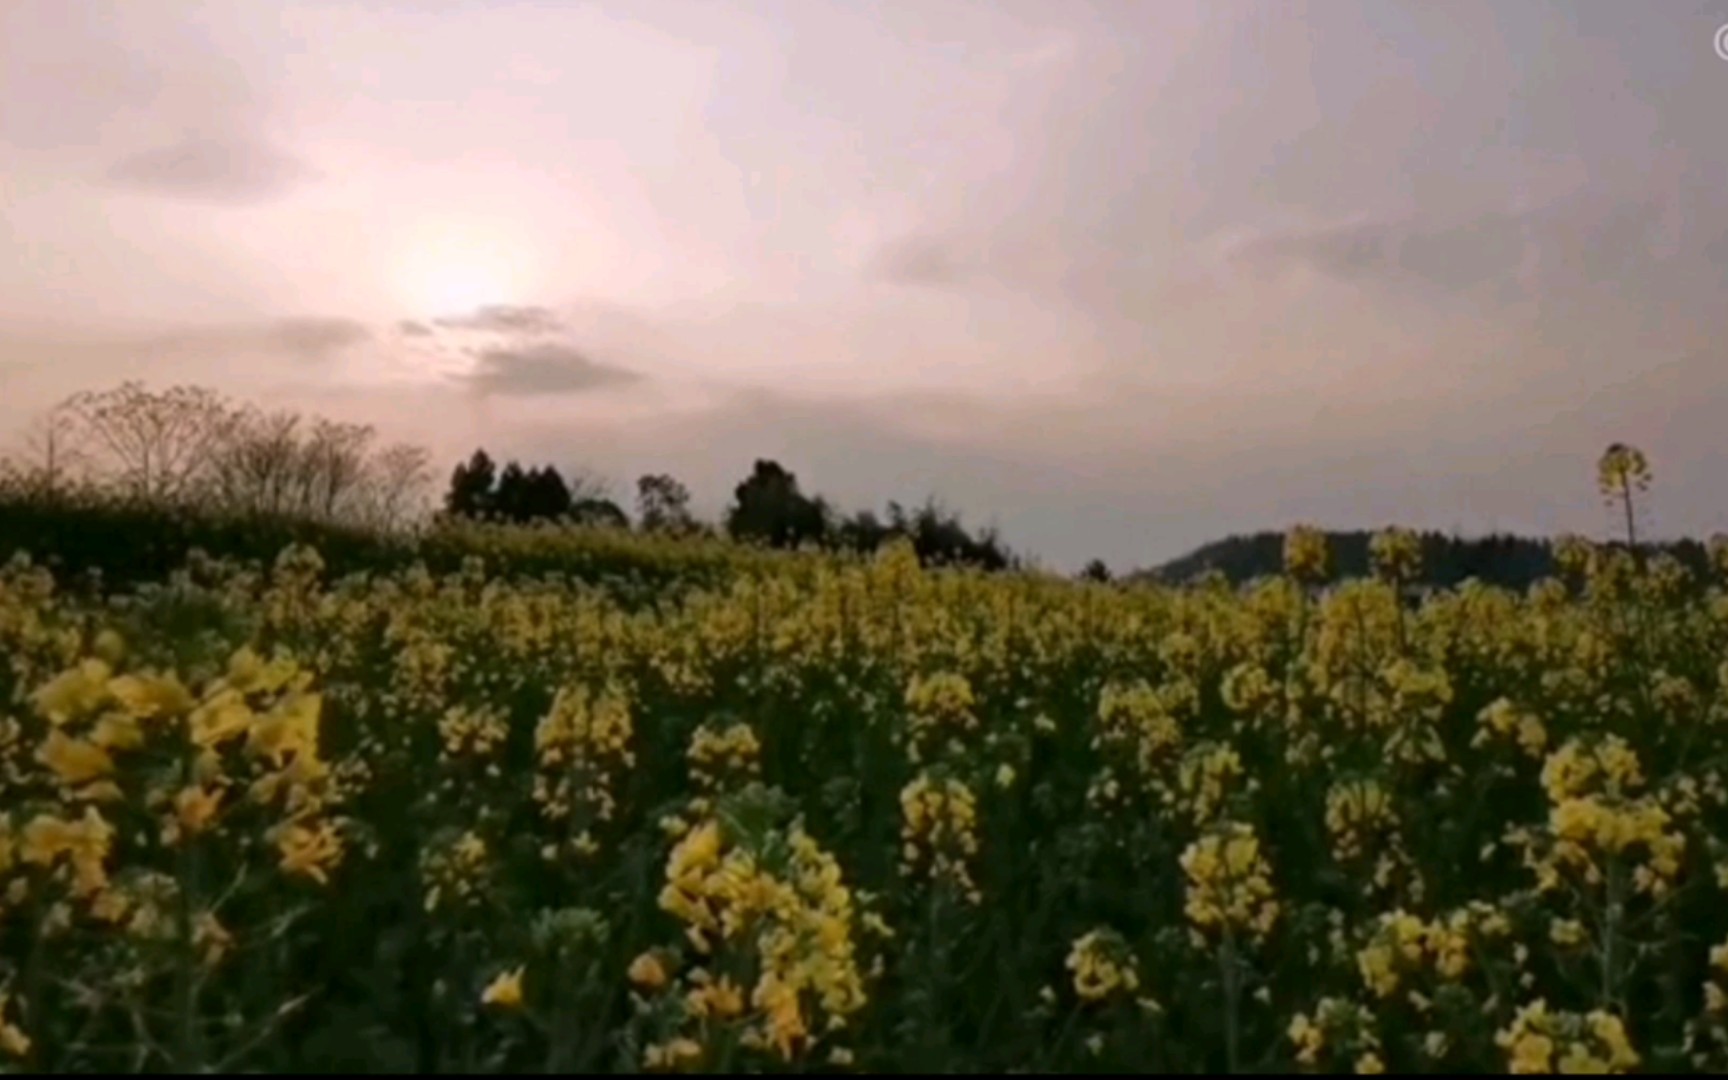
1223, 187, 1728, 317
432, 305, 566, 335
105, 134, 320, 204
1229, 213, 1533, 298
869, 235, 969, 287
0, 314, 373, 399
121, 316, 368, 366
1002, 36, 1077, 73
266, 317, 372, 362
397, 320, 434, 337
463, 342, 642, 397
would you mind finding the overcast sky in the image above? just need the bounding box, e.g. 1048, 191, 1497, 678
4, 0, 1728, 570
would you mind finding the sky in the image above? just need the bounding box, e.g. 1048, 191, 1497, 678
3, 0, 1728, 572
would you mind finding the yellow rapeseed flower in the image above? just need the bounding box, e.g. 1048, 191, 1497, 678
173, 786, 224, 839
35, 730, 115, 786
629, 951, 669, 992
276, 821, 343, 885
0, 990, 29, 1060
481, 967, 525, 1009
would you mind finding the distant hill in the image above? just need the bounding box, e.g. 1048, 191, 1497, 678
1132, 529, 1716, 591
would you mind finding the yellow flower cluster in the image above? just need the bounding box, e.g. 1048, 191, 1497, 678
903, 672, 978, 764
654, 817, 870, 1064
1324, 779, 1397, 864
1168, 742, 1246, 826
533, 684, 634, 852
15, 806, 114, 899
1180, 822, 1278, 943
1288, 997, 1383, 1073
1355, 910, 1431, 1000
1354, 904, 1509, 1001
1496, 1000, 1640, 1075
1091, 680, 1183, 802
1596, 443, 1652, 499
686, 722, 761, 793
1369, 527, 1422, 584
420, 830, 491, 913
0, 988, 28, 1060
1284, 526, 1330, 584
481, 966, 524, 1009
899, 774, 982, 904
1065, 927, 1141, 1004
12, 645, 345, 912
1473, 697, 1550, 759
437, 703, 510, 764
1543, 736, 1646, 803
1219, 661, 1279, 719
1689, 941, 1728, 1066
1521, 737, 1686, 897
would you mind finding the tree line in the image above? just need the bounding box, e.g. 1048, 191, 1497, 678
19, 381, 1679, 588
1, 382, 432, 531
1, 382, 1019, 572
442, 453, 1016, 571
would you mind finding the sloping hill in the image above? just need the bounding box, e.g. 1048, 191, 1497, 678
1133, 528, 1716, 590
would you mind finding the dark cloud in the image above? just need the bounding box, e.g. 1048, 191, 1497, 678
105, 134, 320, 203
1228, 194, 1690, 302
266, 317, 371, 362
1230, 214, 1527, 295
1235, 220, 1396, 281
871, 235, 967, 286
10, 316, 372, 372
463, 342, 641, 397
432, 305, 565, 335
397, 320, 434, 337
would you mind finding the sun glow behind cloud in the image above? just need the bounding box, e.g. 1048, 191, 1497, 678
392, 222, 542, 320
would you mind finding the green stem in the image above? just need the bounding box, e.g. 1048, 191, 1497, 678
1600, 858, 1624, 1014
1620, 481, 1639, 555
1048, 1001, 1084, 1067
1221, 932, 1242, 1075
22, 883, 49, 1072
173, 723, 204, 1073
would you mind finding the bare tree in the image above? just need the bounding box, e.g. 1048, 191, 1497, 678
637, 472, 695, 533
4, 403, 92, 497
356, 442, 434, 531
22, 380, 437, 532
208, 407, 305, 515
297, 419, 377, 521
564, 466, 613, 506
61, 382, 241, 503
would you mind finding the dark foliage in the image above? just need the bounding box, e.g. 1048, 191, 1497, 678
1138, 528, 1716, 590
443, 450, 624, 528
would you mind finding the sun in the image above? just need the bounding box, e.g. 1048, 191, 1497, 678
394, 225, 533, 318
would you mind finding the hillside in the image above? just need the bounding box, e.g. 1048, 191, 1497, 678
1133, 528, 1717, 590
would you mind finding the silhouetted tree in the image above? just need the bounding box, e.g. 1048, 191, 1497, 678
725, 459, 825, 549
61, 382, 242, 502
299, 419, 377, 520
637, 473, 695, 533
5, 403, 91, 498
889, 496, 1011, 570
355, 442, 433, 530
494, 461, 530, 522
570, 496, 629, 529
209, 408, 304, 515
524, 465, 573, 521
1080, 558, 1112, 583
446, 449, 498, 518
834, 509, 890, 554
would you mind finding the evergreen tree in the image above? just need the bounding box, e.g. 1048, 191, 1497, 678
445, 449, 497, 518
